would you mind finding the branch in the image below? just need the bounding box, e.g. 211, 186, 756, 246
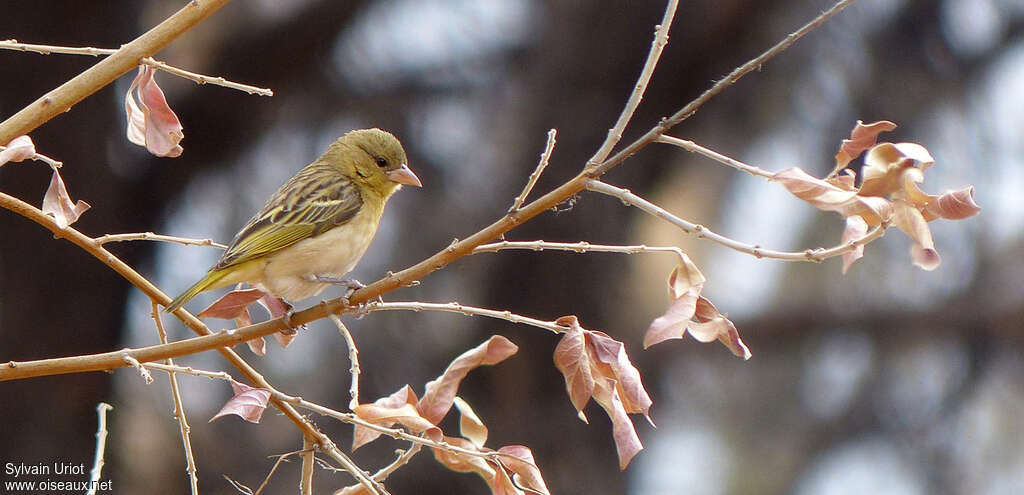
94, 231, 227, 249
0, 0, 234, 144
0, 39, 273, 96
585, 179, 887, 262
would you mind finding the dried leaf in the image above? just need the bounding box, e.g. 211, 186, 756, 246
924, 186, 981, 220
841, 215, 868, 274
42, 168, 90, 229
125, 65, 184, 157
893, 200, 940, 270
830, 120, 898, 176
591, 377, 643, 470
432, 436, 496, 480
692, 297, 751, 360
860, 142, 934, 197
210, 382, 271, 423
418, 335, 518, 425
552, 316, 652, 469
352, 385, 420, 450
552, 316, 594, 420
644, 283, 700, 348
495, 446, 550, 495
453, 396, 489, 449
667, 255, 705, 298
353, 403, 439, 437
0, 135, 35, 166
773, 167, 892, 225
586, 330, 653, 420
197, 288, 266, 319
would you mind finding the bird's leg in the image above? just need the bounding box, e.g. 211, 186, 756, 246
308, 275, 365, 306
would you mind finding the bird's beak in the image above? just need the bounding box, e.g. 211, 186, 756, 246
387, 163, 422, 187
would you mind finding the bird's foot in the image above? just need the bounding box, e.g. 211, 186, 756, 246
308, 275, 365, 306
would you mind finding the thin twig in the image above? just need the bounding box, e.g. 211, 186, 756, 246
0, 39, 273, 96
363, 301, 567, 334
300, 436, 314, 495
586, 179, 887, 262
329, 314, 361, 410
586, 0, 858, 178
587, 0, 679, 166
657, 135, 775, 179
510, 129, 557, 212
123, 354, 154, 383
474, 239, 690, 264
86, 402, 113, 495
0, 144, 64, 168
373, 443, 422, 483
337, 443, 423, 494
151, 302, 199, 495
95, 231, 227, 249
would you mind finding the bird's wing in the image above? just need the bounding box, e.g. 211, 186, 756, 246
214, 165, 363, 270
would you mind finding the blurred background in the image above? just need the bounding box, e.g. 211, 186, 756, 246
1, 0, 1022, 493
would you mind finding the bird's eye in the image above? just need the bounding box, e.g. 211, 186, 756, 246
375, 157, 388, 168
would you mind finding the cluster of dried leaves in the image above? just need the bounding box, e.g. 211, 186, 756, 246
775, 120, 980, 272
213, 335, 549, 494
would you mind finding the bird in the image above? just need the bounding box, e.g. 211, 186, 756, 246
165, 128, 421, 313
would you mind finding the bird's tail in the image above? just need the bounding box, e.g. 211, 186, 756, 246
164, 269, 229, 313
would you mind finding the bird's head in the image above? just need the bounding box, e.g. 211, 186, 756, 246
328, 128, 421, 197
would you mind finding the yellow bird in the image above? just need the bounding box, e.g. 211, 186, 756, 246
165, 128, 421, 313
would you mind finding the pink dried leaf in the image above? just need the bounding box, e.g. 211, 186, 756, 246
432, 436, 496, 479
692, 297, 751, 359
42, 168, 90, 229
418, 335, 518, 425
832, 120, 898, 174
586, 330, 653, 422
841, 215, 869, 274
828, 169, 857, 190
0, 135, 36, 166
860, 142, 935, 197
125, 65, 184, 157
210, 382, 271, 423
197, 288, 266, 319
352, 385, 419, 449
591, 377, 643, 470
644, 283, 701, 348
924, 186, 981, 220
773, 167, 892, 225
495, 445, 550, 495
453, 396, 489, 449
552, 316, 595, 419
667, 255, 706, 299
893, 200, 940, 270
